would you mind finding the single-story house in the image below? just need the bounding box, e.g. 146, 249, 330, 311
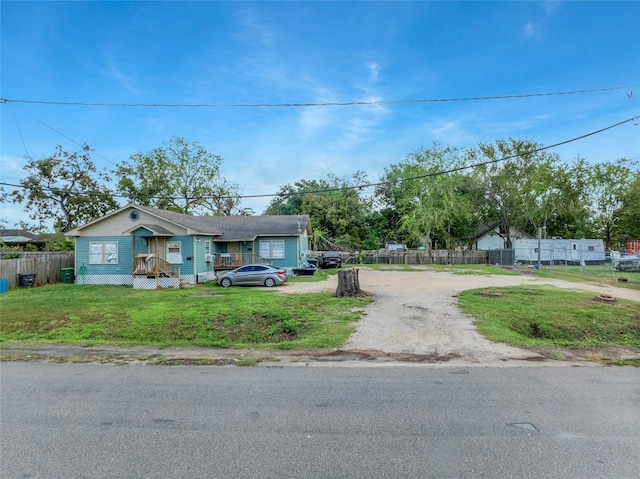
471, 223, 532, 250
0, 229, 46, 250
65, 204, 312, 289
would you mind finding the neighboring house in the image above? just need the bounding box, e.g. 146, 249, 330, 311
0, 229, 46, 250
514, 238, 606, 265
471, 223, 532, 251
65, 204, 312, 289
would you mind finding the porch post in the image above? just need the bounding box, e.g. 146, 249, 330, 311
154, 237, 159, 275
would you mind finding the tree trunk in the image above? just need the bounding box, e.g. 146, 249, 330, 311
335, 268, 362, 297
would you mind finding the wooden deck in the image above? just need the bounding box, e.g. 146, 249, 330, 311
210, 253, 263, 271
133, 254, 179, 278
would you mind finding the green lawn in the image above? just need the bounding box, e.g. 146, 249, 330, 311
0, 282, 371, 350
458, 285, 640, 347
357, 263, 517, 275
520, 264, 640, 290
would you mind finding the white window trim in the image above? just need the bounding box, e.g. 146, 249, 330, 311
259, 240, 285, 259
89, 242, 118, 265
166, 240, 183, 264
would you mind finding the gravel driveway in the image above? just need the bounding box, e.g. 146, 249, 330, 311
284, 266, 640, 364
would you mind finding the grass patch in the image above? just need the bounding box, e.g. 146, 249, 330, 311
0, 283, 372, 350
288, 268, 340, 282
458, 285, 640, 348
234, 356, 263, 367
358, 263, 431, 272
428, 264, 518, 276
524, 265, 640, 291
599, 357, 640, 367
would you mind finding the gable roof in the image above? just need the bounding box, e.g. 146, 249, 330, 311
208, 215, 311, 241
0, 229, 45, 244
67, 204, 311, 240
472, 223, 533, 241
122, 224, 175, 236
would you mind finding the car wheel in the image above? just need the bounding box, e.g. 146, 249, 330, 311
220, 277, 232, 287
264, 277, 276, 287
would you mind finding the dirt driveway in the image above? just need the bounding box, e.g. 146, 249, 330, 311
284, 267, 640, 365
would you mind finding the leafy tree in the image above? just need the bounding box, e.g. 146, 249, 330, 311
468, 138, 562, 247
582, 158, 638, 249
618, 172, 640, 243
265, 173, 372, 250
541, 159, 591, 239
114, 136, 243, 215
377, 145, 476, 249
6, 144, 117, 232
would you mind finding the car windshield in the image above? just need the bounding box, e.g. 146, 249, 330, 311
323, 252, 340, 257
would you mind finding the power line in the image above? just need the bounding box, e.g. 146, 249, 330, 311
2, 114, 638, 202
12, 113, 31, 160
0, 85, 633, 108
17, 109, 119, 167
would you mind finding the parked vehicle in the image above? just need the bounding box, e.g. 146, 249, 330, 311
216, 264, 288, 287
319, 252, 342, 268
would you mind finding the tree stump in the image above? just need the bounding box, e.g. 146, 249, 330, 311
335, 268, 361, 297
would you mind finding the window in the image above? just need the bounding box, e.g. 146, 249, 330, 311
89, 242, 118, 264
588, 246, 595, 252
166, 241, 183, 264
259, 240, 285, 259
205, 241, 210, 255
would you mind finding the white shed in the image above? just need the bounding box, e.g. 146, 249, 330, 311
514, 238, 606, 265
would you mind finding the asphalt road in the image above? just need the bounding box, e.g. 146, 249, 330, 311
1, 363, 639, 479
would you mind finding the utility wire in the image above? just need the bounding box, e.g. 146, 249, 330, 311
18, 109, 119, 167
13, 113, 31, 160
2, 114, 638, 201
0, 86, 633, 108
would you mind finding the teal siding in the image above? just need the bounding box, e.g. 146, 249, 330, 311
76, 236, 135, 275
194, 236, 216, 274
300, 236, 309, 254
255, 236, 300, 268
170, 235, 194, 276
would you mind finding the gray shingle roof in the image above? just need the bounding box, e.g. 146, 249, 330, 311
134, 205, 223, 235
134, 205, 309, 240
0, 229, 44, 243
209, 215, 310, 241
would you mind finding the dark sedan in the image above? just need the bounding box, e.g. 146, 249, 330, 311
216, 264, 288, 287
319, 252, 342, 268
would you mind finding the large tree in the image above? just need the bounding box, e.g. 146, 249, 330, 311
618, 172, 640, 243
376, 145, 476, 249
5, 144, 118, 232
265, 173, 372, 250
581, 158, 639, 249
468, 138, 562, 247
114, 136, 243, 215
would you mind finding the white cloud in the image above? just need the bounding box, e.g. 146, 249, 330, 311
103, 59, 142, 95
366, 62, 380, 82
524, 20, 535, 39
541, 1, 562, 14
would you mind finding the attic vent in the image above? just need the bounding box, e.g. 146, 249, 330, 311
129, 210, 140, 221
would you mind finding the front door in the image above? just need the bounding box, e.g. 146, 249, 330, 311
571, 243, 579, 261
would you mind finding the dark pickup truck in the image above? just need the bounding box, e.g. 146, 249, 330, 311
319, 252, 342, 268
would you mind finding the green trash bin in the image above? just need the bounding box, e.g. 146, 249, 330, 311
61, 268, 75, 284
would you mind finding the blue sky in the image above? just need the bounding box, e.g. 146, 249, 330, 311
1, 1, 639, 228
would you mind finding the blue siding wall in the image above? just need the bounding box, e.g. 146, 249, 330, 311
254, 236, 300, 268
76, 236, 135, 275
169, 235, 194, 276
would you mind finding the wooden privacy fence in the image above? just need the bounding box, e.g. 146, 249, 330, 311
361, 249, 488, 265
307, 249, 489, 265
0, 252, 75, 289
